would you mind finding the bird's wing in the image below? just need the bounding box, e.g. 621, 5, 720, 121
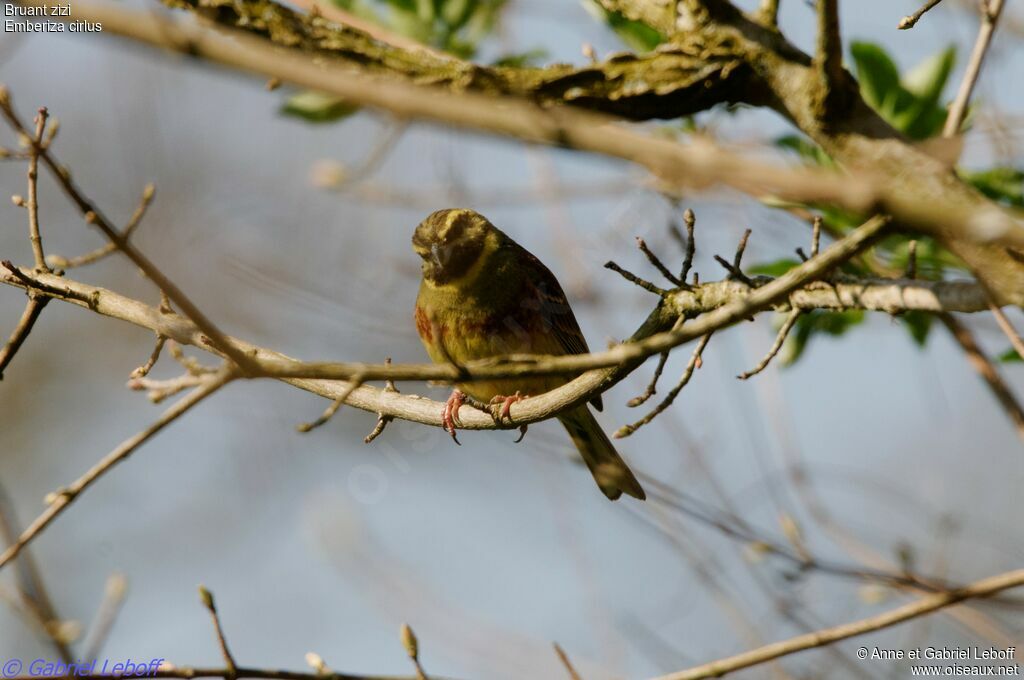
512, 241, 604, 412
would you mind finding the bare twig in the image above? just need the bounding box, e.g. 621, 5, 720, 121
628, 315, 685, 407
0, 90, 257, 373
988, 302, 1024, 362
737, 309, 801, 380
899, 0, 946, 29
82, 573, 128, 660
938, 313, 1024, 443
637, 237, 682, 286
130, 334, 167, 379
297, 375, 364, 432
26, 107, 50, 272
943, 0, 1007, 137
199, 586, 239, 677
0, 294, 48, 380
552, 643, 583, 680
48, 183, 156, 270
604, 261, 668, 296
905, 239, 918, 279
399, 624, 427, 680
364, 358, 397, 443
614, 332, 713, 438
678, 208, 697, 283
655, 567, 1024, 680
0, 367, 233, 571
0, 483, 73, 661
128, 371, 209, 403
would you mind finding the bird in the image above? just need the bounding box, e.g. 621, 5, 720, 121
412, 208, 645, 501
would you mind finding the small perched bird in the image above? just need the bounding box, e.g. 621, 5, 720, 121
412, 208, 645, 501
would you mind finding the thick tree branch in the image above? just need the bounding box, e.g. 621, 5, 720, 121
656, 567, 1024, 680
29, 0, 1024, 307
161, 0, 748, 120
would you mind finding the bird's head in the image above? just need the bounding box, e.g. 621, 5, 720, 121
412, 208, 497, 284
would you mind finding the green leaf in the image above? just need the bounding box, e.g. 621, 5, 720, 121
775, 135, 835, 168
850, 41, 909, 118
280, 90, 359, 123
901, 311, 933, 346
902, 46, 955, 106
582, 0, 665, 52
783, 310, 866, 366
999, 348, 1023, 363
749, 258, 800, 277
895, 46, 956, 139
963, 167, 1024, 208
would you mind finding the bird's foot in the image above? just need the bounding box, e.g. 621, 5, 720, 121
489, 390, 527, 421
513, 424, 528, 443
442, 389, 466, 445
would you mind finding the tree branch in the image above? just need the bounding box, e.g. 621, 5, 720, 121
22, 0, 1024, 272
656, 567, 1024, 680
0, 215, 898, 439
943, 0, 1007, 137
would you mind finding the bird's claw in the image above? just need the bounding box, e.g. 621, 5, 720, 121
489, 390, 527, 420
442, 389, 465, 445
513, 424, 528, 444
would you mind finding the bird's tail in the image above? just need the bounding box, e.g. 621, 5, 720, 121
558, 407, 646, 501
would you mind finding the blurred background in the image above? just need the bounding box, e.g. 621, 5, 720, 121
0, 0, 1022, 677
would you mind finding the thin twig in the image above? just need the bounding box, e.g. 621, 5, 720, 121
737, 309, 801, 380
636, 237, 682, 286
0, 294, 48, 380
604, 261, 668, 296
364, 358, 397, 443
614, 333, 713, 439
0, 482, 73, 661
399, 624, 428, 680
905, 239, 918, 279
26, 107, 49, 272
82, 572, 128, 660
628, 315, 685, 407
297, 376, 364, 432
552, 643, 582, 680
988, 303, 1024, 361
938, 313, 1024, 443
130, 334, 167, 379
199, 587, 239, 677
811, 216, 821, 257
48, 183, 156, 270
0, 367, 233, 571
943, 0, 1006, 137
655, 567, 1024, 680
899, 0, 946, 29
680, 208, 697, 282
0, 91, 258, 373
